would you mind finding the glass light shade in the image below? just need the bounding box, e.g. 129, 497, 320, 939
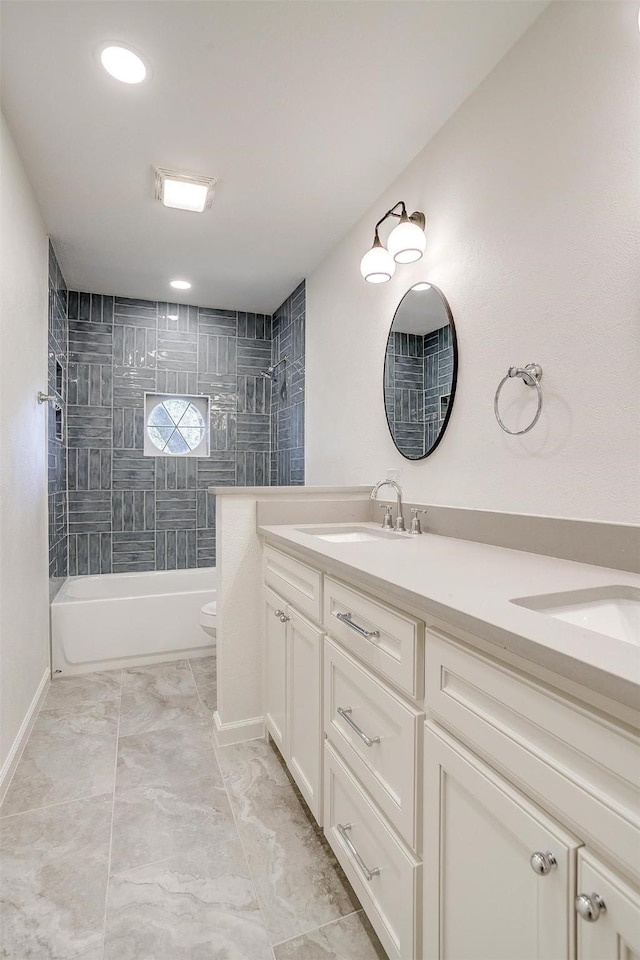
100, 45, 147, 84
170, 279, 191, 290
163, 179, 209, 212
360, 244, 396, 283
387, 220, 426, 264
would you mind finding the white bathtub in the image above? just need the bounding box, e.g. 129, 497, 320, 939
51, 568, 216, 676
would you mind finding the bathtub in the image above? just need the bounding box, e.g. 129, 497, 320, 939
51, 568, 216, 676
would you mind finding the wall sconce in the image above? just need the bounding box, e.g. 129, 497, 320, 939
360, 201, 426, 283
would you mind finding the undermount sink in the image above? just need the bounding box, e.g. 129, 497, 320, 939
512, 586, 640, 646
295, 525, 408, 543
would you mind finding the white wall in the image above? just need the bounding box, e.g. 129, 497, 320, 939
306, 1, 640, 523
0, 114, 50, 781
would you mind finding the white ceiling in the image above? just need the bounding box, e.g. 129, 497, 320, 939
392, 287, 449, 337
1, 1, 548, 313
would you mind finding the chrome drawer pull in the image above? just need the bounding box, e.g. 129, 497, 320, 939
336, 823, 380, 881
336, 612, 380, 640
337, 707, 380, 747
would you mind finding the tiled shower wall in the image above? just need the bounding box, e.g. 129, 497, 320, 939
47, 246, 305, 576
47, 245, 68, 596
423, 324, 454, 449
384, 325, 452, 458
271, 281, 305, 485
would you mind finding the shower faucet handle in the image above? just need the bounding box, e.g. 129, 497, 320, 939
379, 505, 394, 530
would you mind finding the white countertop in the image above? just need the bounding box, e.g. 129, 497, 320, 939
258, 521, 640, 710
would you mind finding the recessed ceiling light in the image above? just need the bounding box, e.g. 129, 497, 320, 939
412, 282, 431, 291
100, 44, 147, 84
170, 279, 191, 290
155, 168, 217, 213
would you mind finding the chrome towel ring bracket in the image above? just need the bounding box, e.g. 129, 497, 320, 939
494, 363, 543, 436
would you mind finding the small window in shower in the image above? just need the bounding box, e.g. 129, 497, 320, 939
143, 393, 210, 457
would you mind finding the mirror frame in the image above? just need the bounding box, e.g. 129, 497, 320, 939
383, 282, 458, 461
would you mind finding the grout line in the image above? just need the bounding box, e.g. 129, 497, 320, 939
107, 834, 241, 881
0, 788, 115, 822
38, 695, 121, 714
99, 667, 123, 960
0, 672, 122, 822
115, 715, 211, 741
214, 741, 277, 959
270, 908, 365, 950
187, 659, 213, 714
188, 659, 217, 709
214, 734, 360, 955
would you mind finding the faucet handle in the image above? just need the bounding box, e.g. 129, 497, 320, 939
409, 508, 426, 535
379, 504, 394, 530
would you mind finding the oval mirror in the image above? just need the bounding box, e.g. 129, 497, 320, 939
383, 283, 457, 460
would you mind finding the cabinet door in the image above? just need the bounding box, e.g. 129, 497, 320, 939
264, 586, 288, 754
287, 607, 324, 823
577, 850, 640, 960
424, 722, 580, 960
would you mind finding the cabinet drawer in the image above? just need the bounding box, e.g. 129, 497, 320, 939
324, 637, 423, 849
263, 545, 322, 623
324, 741, 421, 960
324, 577, 423, 698
426, 629, 640, 881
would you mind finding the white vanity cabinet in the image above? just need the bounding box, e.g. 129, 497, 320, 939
264, 585, 288, 753
321, 580, 426, 960
260, 536, 640, 960
287, 604, 324, 819
423, 721, 581, 960
262, 561, 324, 822
424, 629, 640, 960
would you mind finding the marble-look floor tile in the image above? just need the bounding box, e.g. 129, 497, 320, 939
0, 794, 112, 959
104, 840, 273, 960
195, 681, 217, 713
217, 739, 359, 944
119, 660, 207, 736
110, 775, 236, 873
274, 911, 387, 960
189, 655, 217, 684
1, 703, 118, 816
40, 669, 122, 714
115, 723, 219, 792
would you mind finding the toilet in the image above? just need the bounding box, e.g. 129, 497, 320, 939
200, 600, 218, 639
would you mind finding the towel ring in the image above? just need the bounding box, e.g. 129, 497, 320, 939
494, 363, 543, 435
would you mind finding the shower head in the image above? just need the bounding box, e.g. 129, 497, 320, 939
259, 356, 289, 383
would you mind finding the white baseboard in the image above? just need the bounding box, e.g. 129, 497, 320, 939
212, 710, 264, 747
0, 669, 50, 804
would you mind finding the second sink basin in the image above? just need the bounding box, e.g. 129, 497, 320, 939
512, 585, 640, 646
295, 525, 408, 543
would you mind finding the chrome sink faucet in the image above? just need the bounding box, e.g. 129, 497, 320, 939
370, 480, 405, 531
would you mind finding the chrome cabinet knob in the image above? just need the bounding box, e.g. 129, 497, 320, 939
274, 609, 284, 618
576, 893, 606, 922
279, 614, 290, 623
529, 851, 557, 876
